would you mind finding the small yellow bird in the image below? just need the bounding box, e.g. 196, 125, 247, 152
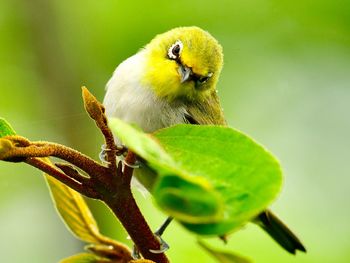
103, 26, 306, 254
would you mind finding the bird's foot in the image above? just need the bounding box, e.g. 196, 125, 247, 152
129, 218, 172, 258
131, 234, 169, 258
122, 157, 141, 169
149, 217, 173, 254
149, 234, 170, 254
99, 144, 128, 165
132, 245, 141, 259
99, 144, 111, 165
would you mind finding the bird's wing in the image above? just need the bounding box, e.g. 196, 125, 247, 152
185, 90, 227, 126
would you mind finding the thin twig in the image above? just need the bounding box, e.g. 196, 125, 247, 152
55, 163, 89, 181
26, 158, 86, 194
3, 141, 107, 177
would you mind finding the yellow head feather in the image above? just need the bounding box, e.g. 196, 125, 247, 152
141, 26, 223, 102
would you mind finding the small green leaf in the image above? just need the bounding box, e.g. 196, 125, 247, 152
0, 138, 14, 158
60, 253, 111, 263
0, 118, 16, 160
0, 118, 16, 137
198, 241, 251, 263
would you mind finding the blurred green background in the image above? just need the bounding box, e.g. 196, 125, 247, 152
1, 0, 349, 262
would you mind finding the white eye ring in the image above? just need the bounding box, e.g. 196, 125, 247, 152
168, 40, 183, 60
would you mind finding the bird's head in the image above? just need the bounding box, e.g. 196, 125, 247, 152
141, 27, 223, 102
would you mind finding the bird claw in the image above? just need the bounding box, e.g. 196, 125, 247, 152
131, 235, 169, 258
116, 144, 128, 156
149, 217, 173, 254
122, 158, 141, 169
219, 234, 228, 244
99, 144, 111, 165
130, 217, 172, 258
149, 234, 170, 254
132, 245, 141, 259
99, 144, 129, 165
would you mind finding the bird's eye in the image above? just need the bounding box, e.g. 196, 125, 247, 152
197, 72, 213, 84
198, 76, 209, 84
168, 40, 183, 60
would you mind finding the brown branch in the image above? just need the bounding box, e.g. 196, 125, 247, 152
0, 87, 170, 263
106, 151, 169, 263
1, 139, 107, 177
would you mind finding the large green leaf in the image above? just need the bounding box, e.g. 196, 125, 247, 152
0, 118, 16, 137
109, 119, 282, 235
154, 125, 282, 235
198, 241, 251, 263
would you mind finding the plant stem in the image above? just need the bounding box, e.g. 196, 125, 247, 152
106, 192, 169, 263
105, 152, 169, 263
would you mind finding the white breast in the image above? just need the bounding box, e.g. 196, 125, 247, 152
103, 52, 186, 133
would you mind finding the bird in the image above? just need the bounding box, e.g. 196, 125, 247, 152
103, 26, 306, 255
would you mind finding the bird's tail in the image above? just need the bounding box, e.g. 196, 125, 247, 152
256, 210, 306, 254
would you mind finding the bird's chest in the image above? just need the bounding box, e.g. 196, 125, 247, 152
106, 83, 186, 133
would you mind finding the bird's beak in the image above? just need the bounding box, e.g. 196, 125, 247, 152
178, 64, 192, 83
